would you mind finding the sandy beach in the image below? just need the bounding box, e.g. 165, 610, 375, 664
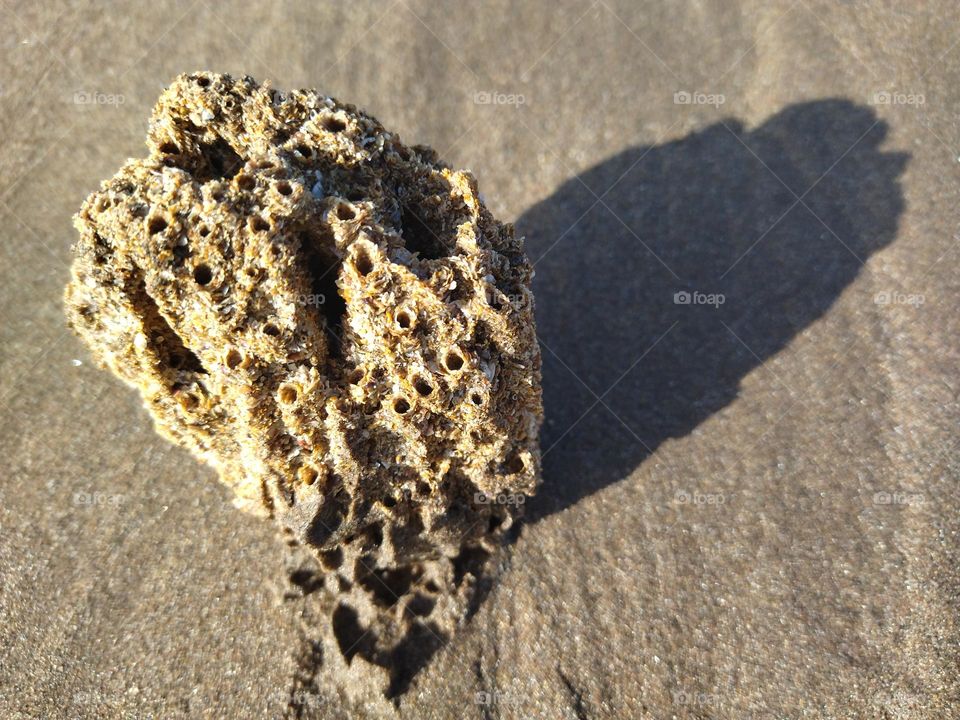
1, 2, 959, 718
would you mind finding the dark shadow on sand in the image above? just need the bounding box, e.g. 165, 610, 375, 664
519, 99, 908, 522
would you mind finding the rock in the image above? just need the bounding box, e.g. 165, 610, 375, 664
64, 72, 543, 695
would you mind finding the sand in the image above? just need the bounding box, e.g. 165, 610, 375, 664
1, 1, 959, 718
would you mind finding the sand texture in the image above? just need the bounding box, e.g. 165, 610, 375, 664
2, 1, 959, 719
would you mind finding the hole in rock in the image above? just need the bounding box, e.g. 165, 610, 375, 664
396, 310, 413, 330
504, 454, 525, 474
400, 202, 448, 260
319, 547, 343, 570
360, 522, 384, 551
279, 384, 298, 404
147, 216, 168, 235
322, 115, 346, 133
297, 465, 318, 485
299, 229, 346, 358
127, 273, 206, 375
178, 392, 199, 411
249, 215, 271, 232
194, 137, 243, 182
224, 349, 243, 369
444, 350, 464, 372
354, 248, 374, 276
193, 264, 212, 286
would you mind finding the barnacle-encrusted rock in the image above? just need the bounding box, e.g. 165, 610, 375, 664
64, 72, 542, 694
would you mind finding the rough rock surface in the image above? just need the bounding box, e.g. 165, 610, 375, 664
64, 72, 542, 699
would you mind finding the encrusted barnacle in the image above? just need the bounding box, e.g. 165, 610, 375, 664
64, 71, 543, 698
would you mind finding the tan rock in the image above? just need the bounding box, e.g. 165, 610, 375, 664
64, 72, 542, 693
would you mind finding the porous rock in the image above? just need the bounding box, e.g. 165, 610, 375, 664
64, 72, 542, 695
